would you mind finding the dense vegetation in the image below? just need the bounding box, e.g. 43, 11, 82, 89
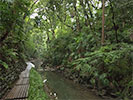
35, 0, 132, 99
0, 0, 32, 98
28, 68, 48, 100
0, 0, 31, 68
0, 0, 133, 100
0, 0, 44, 99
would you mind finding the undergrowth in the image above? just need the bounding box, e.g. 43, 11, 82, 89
28, 68, 48, 100
42, 32, 133, 99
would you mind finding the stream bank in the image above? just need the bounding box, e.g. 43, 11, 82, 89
40, 70, 115, 100
35, 60, 116, 100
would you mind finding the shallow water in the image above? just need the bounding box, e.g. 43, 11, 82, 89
41, 71, 114, 100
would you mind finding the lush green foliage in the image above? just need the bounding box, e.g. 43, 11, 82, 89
0, 0, 40, 98
0, 0, 31, 69
0, 0, 133, 99
71, 43, 132, 97
28, 68, 48, 100
34, 0, 133, 99
0, 0, 40, 68
43, 31, 133, 98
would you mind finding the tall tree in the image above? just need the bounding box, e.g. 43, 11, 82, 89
101, 0, 105, 45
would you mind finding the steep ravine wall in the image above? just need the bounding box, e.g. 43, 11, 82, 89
0, 61, 26, 99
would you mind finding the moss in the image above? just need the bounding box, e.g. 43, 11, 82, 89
28, 68, 49, 100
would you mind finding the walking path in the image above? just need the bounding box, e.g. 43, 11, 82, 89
3, 69, 29, 100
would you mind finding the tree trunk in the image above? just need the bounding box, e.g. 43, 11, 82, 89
101, 0, 105, 45
73, 1, 81, 32
109, 0, 119, 43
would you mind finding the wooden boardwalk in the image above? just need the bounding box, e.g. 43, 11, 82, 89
3, 69, 29, 100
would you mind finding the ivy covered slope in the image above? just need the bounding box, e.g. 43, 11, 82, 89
33, 0, 133, 99
28, 68, 48, 100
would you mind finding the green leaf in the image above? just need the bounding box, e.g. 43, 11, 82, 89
0, 60, 8, 69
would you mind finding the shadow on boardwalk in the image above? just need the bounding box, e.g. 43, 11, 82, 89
2, 68, 29, 100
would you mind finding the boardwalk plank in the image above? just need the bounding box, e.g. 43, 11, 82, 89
5, 85, 29, 100
4, 69, 29, 100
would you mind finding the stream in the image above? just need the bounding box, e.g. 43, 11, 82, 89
31, 60, 114, 100
40, 71, 114, 100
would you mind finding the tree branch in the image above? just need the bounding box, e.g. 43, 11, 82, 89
23, 0, 39, 19
57, 14, 74, 30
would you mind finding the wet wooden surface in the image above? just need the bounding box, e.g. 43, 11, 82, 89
3, 69, 29, 100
